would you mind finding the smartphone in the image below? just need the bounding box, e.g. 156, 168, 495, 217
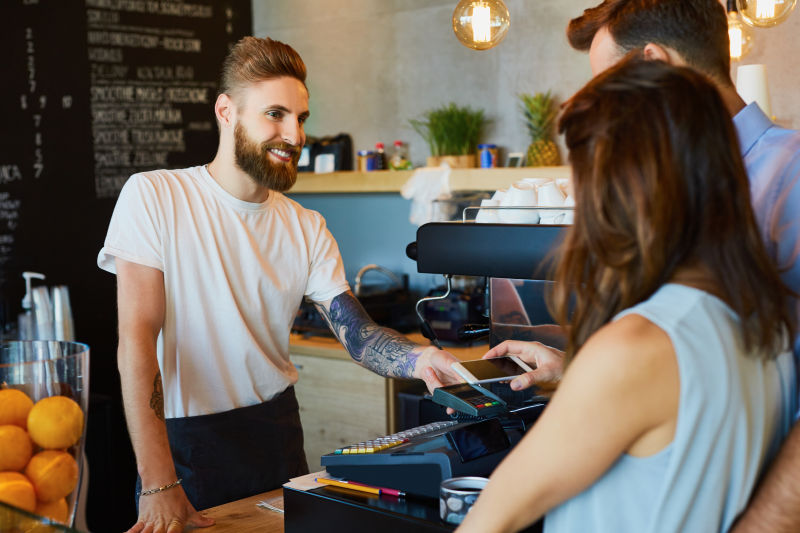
451, 356, 534, 384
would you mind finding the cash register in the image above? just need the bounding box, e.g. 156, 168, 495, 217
284, 222, 566, 532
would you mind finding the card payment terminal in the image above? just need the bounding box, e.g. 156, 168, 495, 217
431, 382, 508, 417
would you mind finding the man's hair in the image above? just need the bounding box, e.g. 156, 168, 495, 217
551, 56, 794, 362
219, 36, 307, 100
567, 0, 731, 84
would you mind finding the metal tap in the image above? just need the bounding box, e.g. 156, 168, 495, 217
414, 274, 452, 350
354, 264, 403, 297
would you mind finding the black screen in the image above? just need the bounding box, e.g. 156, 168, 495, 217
446, 418, 510, 462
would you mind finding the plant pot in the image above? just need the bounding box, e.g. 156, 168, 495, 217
440, 154, 476, 168
426, 156, 441, 167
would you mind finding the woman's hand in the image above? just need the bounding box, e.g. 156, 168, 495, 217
483, 340, 565, 391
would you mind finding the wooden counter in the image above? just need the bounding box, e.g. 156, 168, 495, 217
202, 488, 284, 532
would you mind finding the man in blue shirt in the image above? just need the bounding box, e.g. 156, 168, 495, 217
497, 1, 800, 530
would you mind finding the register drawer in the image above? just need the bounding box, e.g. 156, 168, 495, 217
284, 485, 452, 532
284, 485, 543, 533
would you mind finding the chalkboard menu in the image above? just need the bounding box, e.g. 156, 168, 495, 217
1, 0, 251, 351
1, 4, 252, 526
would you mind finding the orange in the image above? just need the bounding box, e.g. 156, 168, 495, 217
0, 471, 36, 512
0, 424, 33, 471
24, 450, 79, 503
0, 388, 34, 429
35, 497, 69, 524
26, 396, 84, 450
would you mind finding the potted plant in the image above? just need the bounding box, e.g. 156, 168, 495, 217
410, 103, 486, 168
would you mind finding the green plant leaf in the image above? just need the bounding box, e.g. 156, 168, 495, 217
409, 103, 487, 156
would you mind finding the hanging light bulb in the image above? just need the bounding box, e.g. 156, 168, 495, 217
728, 0, 753, 61
452, 0, 510, 51
737, 0, 797, 27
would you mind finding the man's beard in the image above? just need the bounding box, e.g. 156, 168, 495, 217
234, 122, 300, 193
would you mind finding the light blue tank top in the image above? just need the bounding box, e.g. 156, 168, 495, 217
544, 284, 797, 533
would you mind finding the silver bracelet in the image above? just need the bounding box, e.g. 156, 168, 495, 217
137, 478, 183, 497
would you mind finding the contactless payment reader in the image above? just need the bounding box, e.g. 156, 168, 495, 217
431, 382, 508, 417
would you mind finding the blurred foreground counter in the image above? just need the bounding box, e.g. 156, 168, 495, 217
288, 333, 488, 470
202, 483, 541, 532
201, 484, 457, 533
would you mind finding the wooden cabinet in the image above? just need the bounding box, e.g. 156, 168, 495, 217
291, 352, 389, 470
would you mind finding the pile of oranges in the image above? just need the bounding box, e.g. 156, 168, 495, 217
0, 387, 84, 524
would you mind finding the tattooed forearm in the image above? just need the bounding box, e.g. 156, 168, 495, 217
149, 370, 165, 421
315, 292, 421, 378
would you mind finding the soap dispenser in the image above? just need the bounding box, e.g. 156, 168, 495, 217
19, 271, 46, 340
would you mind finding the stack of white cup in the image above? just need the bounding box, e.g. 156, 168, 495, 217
475, 178, 574, 224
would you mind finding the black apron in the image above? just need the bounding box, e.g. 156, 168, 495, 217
135, 386, 308, 511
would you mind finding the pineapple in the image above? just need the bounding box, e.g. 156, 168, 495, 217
520, 91, 561, 167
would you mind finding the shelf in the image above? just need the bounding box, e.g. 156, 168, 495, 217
289, 166, 570, 194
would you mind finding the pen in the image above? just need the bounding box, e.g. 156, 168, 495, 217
315, 477, 406, 497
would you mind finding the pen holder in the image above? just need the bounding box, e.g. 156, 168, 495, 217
439, 476, 489, 525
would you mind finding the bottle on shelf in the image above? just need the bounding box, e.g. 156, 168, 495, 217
374, 142, 387, 170
388, 140, 413, 170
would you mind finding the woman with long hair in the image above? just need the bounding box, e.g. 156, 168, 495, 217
456, 56, 797, 533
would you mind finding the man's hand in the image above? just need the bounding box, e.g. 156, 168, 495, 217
127, 486, 214, 533
413, 346, 463, 393
483, 340, 565, 391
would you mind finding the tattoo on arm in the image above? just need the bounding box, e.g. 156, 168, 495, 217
315, 293, 421, 378
149, 370, 165, 421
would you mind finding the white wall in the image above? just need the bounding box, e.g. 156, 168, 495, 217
736, 11, 800, 129
253, 0, 800, 166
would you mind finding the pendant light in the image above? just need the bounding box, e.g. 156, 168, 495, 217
452, 0, 510, 50
736, 0, 797, 27
727, 0, 753, 60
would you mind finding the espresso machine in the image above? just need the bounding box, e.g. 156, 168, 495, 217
406, 221, 568, 350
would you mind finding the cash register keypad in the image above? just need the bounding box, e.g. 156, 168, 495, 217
333, 420, 460, 455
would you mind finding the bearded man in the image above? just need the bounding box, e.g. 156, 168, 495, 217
98, 36, 460, 533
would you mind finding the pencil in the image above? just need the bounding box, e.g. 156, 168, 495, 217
315, 477, 380, 495
346, 480, 406, 498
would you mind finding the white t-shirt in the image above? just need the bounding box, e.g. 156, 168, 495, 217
98, 165, 350, 418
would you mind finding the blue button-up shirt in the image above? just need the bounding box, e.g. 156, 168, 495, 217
735, 102, 800, 397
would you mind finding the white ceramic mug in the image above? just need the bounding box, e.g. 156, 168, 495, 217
499, 181, 539, 223
537, 181, 566, 207
475, 198, 499, 223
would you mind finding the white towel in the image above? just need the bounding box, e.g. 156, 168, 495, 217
400, 164, 452, 226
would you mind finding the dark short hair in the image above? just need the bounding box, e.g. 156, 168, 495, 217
551, 56, 794, 360
567, 0, 731, 84
219, 36, 307, 100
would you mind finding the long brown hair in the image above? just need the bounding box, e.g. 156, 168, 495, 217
552, 56, 794, 362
